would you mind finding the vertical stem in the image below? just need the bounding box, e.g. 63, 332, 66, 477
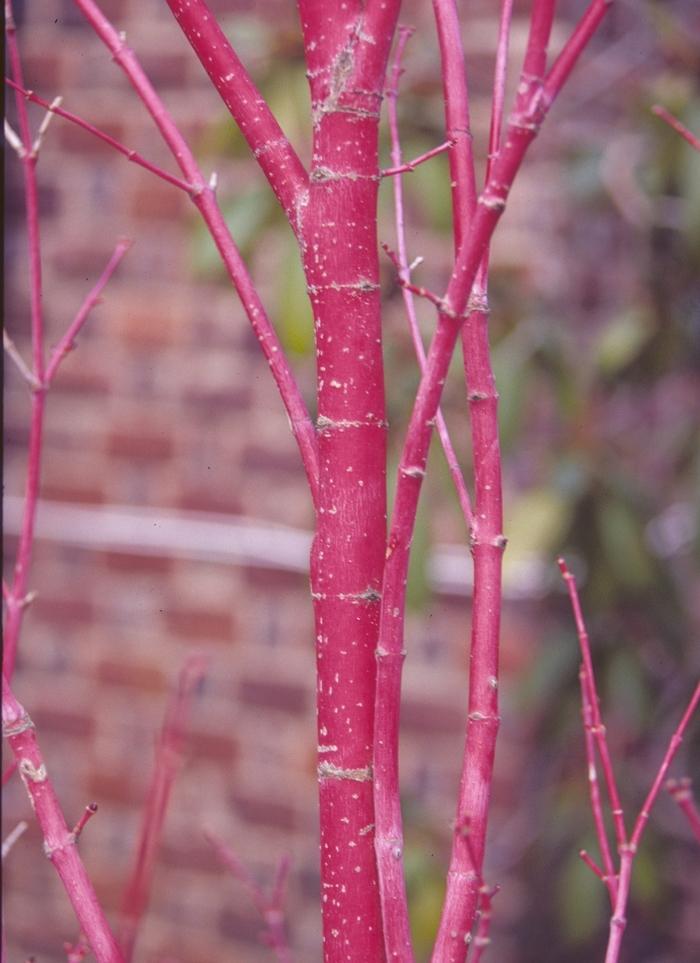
298, 6, 398, 958
3, 2, 47, 682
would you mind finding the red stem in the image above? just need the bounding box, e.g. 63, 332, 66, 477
298, 4, 399, 959
382, 139, 453, 177
386, 31, 474, 528
603, 682, 699, 963
666, 778, 700, 842
74, 0, 319, 504
578, 668, 617, 903
44, 240, 131, 385
3, 2, 46, 683
205, 831, 293, 963
119, 656, 206, 962
2, 676, 123, 962
559, 560, 627, 849
651, 105, 700, 152
164, 0, 308, 228
4, 79, 193, 192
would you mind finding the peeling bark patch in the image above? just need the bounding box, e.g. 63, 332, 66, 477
318, 761, 373, 782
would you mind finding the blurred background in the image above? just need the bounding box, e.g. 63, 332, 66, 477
3, 1, 699, 961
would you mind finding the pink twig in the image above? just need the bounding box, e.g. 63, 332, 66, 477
3, 1, 47, 682
164, 0, 308, 227
666, 777, 700, 842
74, 0, 319, 504
72, 802, 99, 842
578, 849, 606, 883
487, 0, 515, 173
4, 79, 194, 193
2, 820, 28, 860
603, 682, 699, 963
3, 329, 41, 389
119, 655, 206, 963
64, 935, 89, 963
2, 676, 123, 962
558, 559, 627, 849
384, 33, 474, 530
578, 667, 617, 903
381, 139, 453, 177
205, 831, 293, 963
651, 105, 700, 152
2, 759, 18, 786
44, 239, 131, 385
470, 885, 499, 963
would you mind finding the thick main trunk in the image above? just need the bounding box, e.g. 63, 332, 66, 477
300, 13, 390, 960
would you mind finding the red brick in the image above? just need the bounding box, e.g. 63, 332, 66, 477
103, 551, 175, 575
229, 792, 298, 832
186, 729, 238, 764
138, 52, 192, 89
31, 707, 95, 739
87, 769, 143, 807
217, 906, 265, 946
57, 120, 126, 155
128, 181, 188, 221
97, 658, 166, 693
41, 481, 106, 505
401, 697, 463, 736
239, 677, 307, 715
53, 244, 122, 278
177, 487, 244, 515
32, 595, 94, 624
107, 427, 174, 461
243, 444, 300, 474
165, 608, 235, 644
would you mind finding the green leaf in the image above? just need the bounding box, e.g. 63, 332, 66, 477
558, 850, 605, 943
594, 309, 654, 375
274, 238, 314, 356
505, 488, 571, 572
597, 498, 654, 590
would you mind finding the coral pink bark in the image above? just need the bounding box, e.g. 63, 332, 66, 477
297, 3, 398, 958
2, 678, 123, 963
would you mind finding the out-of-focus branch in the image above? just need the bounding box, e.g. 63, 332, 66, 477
118, 655, 207, 963
205, 831, 293, 963
666, 777, 700, 842
652, 105, 700, 152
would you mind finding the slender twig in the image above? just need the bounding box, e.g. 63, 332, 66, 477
385, 35, 474, 528
559, 560, 627, 849
578, 666, 618, 903
666, 778, 700, 842
3, 329, 41, 389
470, 885, 499, 963
381, 139, 453, 177
118, 655, 207, 963
205, 831, 294, 963
164, 0, 308, 227
603, 682, 699, 963
74, 0, 320, 504
4, 79, 194, 192
651, 105, 700, 152
578, 849, 606, 882
2, 676, 124, 962
64, 936, 89, 963
3, 1, 47, 683
44, 239, 131, 385
1, 820, 28, 860
72, 803, 99, 842
2, 759, 18, 786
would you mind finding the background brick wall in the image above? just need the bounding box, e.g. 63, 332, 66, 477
4, 2, 699, 962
